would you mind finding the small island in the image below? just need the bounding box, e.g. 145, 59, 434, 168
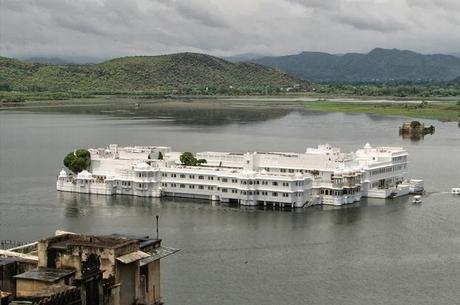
399, 121, 435, 140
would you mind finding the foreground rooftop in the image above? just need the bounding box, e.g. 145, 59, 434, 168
14, 267, 75, 283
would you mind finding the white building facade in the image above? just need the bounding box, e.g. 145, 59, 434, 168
57, 143, 423, 207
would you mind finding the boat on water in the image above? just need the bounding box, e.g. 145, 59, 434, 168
452, 188, 460, 195
412, 195, 422, 204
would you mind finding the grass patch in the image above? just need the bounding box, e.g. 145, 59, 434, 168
304, 101, 460, 122
0, 91, 95, 103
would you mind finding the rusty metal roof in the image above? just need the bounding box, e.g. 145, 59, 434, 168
48, 235, 136, 250
14, 268, 75, 283
140, 246, 179, 266
27, 284, 78, 298
110, 234, 161, 249
116, 250, 150, 264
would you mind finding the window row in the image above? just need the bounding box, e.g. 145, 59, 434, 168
160, 173, 299, 187
392, 156, 407, 162
280, 168, 296, 173
320, 189, 343, 196
371, 165, 406, 176
161, 183, 215, 190
137, 172, 154, 178
161, 173, 215, 180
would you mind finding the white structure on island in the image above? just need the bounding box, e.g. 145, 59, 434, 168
56, 143, 424, 207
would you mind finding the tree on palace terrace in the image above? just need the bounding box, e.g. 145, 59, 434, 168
180, 152, 206, 166
63, 149, 91, 173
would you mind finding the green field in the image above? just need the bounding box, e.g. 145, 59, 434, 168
304, 101, 460, 122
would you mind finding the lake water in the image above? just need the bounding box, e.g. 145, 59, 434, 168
1, 98, 459, 305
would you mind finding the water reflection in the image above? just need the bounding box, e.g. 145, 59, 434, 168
399, 132, 434, 141
60, 191, 326, 218
20, 98, 295, 126
59, 192, 163, 218
57, 190, 412, 234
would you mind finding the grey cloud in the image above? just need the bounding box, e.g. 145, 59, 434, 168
288, 0, 410, 32
286, 0, 340, 9
408, 0, 460, 10
52, 15, 110, 37
336, 14, 409, 33
173, 1, 228, 28
0, 0, 459, 59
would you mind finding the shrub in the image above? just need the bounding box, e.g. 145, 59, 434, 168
180, 152, 206, 166
63, 149, 91, 173
410, 121, 422, 128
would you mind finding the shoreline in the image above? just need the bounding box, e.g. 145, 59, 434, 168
303, 100, 460, 122
1, 95, 459, 122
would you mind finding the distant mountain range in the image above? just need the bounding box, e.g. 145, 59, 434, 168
251, 48, 460, 83
0, 53, 304, 92
223, 53, 268, 63
2, 49, 460, 94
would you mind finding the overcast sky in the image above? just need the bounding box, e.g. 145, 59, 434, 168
1, 0, 460, 59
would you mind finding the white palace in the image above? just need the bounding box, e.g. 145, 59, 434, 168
56, 143, 424, 207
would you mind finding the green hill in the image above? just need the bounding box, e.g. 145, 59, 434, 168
0, 53, 305, 94
252, 48, 460, 83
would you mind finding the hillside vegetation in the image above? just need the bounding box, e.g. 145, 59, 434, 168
252, 48, 460, 83
0, 53, 305, 95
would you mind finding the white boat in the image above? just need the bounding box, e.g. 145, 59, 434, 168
412, 195, 422, 204
452, 188, 460, 195
408, 179, 424, 194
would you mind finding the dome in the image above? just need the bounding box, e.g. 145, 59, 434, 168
241, 170, 256, 178
59, 169, 67, 178
77, 170, 92, 180
134, 162, 151, 170
333, 170, 343, 176
240, 170, 250, 177
364, 143, 372, 149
